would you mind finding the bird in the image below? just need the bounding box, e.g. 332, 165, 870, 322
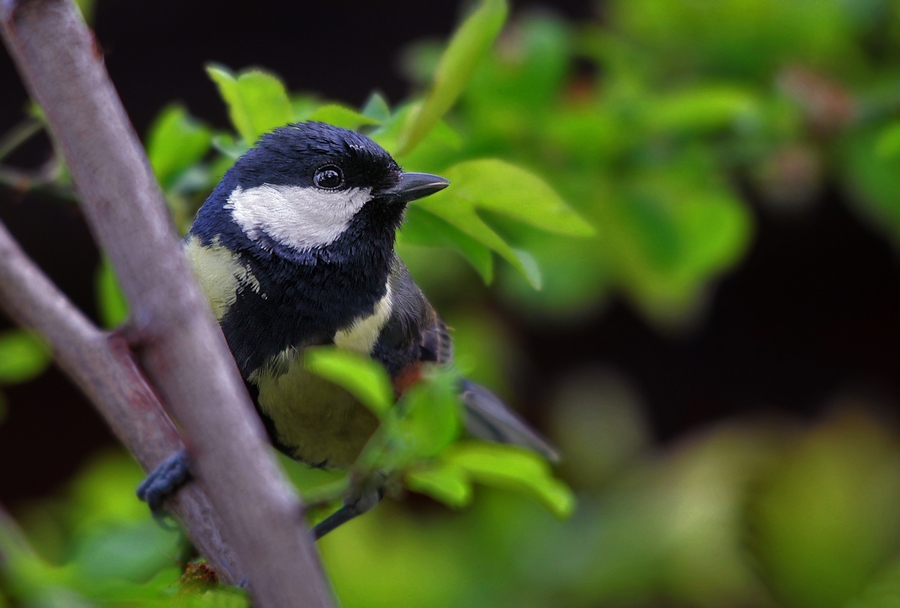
137, 121, 558, 539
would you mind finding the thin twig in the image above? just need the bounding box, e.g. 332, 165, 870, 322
0, 1, 333, 605
0, 164, 75, 200
0, 117, 42, 162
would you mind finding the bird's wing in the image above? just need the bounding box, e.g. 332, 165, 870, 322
459, 378, 560, 462
384, 256, 560, 462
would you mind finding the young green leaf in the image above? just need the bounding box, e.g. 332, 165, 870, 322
370, 103, 461, 159
361, 92, 392, 123
206, 64, 293, 144
211, 132, 250, 160
415, 190, 539, 287
146, 104, 212, 189
405, 461, 473, 509
0, 329, 51, 385
445, 441, 576, 519
393, 368, 463, 460
396, 0, 508, 155
512, 248, 542, 291
406, 159, 595, 288
442, 160, 594, 236
400, 206, 494, 283
291, 94, 322, 121
356, 367, 463, 474
304, 347, 394, 416
647, 86, 760, 134
306, 104, 382, 131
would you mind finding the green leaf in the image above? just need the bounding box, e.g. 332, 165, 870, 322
291, 94, 322, 121
647, 86, 760, 134
397, 0, 508, 155
0, 329, 51, 385
445, 442, 576, 519
415, 189, 536, 286
95, 258, 129, 329
304, 347, 394, 416
442, 159, 594, 236
410, 158, 593, 289
211, 132, 250, 160
361, 92, 391, 123
356, 368, 463, 474
206, 64, 293, 144
393, 369, 462, 460
473, 14, 572, 111
370, 104, 461, 159
306, 104, 381, 131
74, 0, 95, 24
399, 206, 494, 283
840, 129, 900, 250
405, 461, 472, 509
146, 104, 212, 189
512, 248, 542, 291
600, 156, 753, 325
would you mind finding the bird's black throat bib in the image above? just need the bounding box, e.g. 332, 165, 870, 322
199, 198, 402, 377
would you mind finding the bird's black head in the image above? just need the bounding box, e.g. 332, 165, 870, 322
238, 122, 401, 193
192, 122, 448, 258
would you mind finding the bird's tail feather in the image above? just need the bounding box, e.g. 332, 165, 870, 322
460, 379, 560, 463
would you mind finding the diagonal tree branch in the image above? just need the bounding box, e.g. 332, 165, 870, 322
0, 1, 333, 606
0, 218, 242, 583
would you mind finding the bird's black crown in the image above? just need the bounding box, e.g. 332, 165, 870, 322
234, 122, 402, 194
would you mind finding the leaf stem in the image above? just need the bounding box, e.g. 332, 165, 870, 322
0, 118, 42, 163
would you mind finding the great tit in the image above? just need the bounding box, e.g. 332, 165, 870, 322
138, 121, 558, 538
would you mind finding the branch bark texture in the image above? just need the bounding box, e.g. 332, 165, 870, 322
0, 1, 333, 605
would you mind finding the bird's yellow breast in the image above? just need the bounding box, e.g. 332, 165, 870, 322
251, 349, 380, 467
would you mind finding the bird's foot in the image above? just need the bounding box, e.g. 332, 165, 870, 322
137, 448, 192, 527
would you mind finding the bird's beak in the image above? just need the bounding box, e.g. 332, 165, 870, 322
385, 172, 450, 203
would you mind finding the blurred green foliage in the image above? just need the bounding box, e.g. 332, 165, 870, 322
0, 330, 49, 386
8, 403, 900, 608
5, 0, 900, 606
0, 329, 50, 425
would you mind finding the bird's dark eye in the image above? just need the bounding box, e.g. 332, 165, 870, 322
314, 165, 344, 190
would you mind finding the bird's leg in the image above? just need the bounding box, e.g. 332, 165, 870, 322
140, 450, 384, 540
136, 447, 192, 527
312, 476, 384, 540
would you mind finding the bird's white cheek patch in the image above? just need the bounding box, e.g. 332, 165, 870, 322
225, 184, 372, 251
